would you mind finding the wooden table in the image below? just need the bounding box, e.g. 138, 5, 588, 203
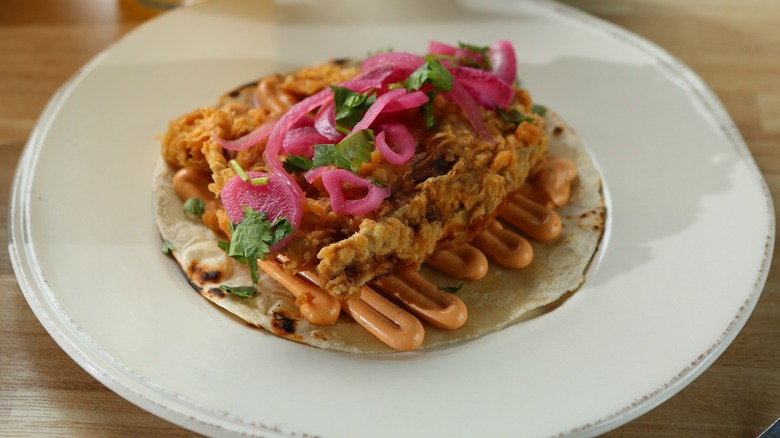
1, 1, 777, 436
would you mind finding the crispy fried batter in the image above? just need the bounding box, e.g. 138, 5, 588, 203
308, 98, 546, 298
161, 62, 547, 299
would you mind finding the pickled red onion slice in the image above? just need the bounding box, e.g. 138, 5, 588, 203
444, 79, 493, 141
340, 65, 401, 93
214, 118, 276, 151
488, 40, 517, 85
265, 87, 332, 197
452, 67, 514, 108
220, 172, 302, 250
382, 90, 429, 112
360, 52, 425, 73
427, 40, 485, 67
282, 126, 330, 158
375, 123, 415, 165
321, 169, 390, 216
314, 102, 344, 142
304, 165, 328, 184
347, 88, 409, 136
428, 40, 457, 56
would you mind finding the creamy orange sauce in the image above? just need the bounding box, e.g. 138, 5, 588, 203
257, 260, 341, 326
521, 156, 577, 208
172, 148, 580, 351
500, 194, 561, 243
425, 244, 488, 281
342, 286, 425, 352
472, 220, 534, 269
254, 76, 297, 114
172, 167, 222, 234
374, 270, 467, 330
262, 260, 425, 350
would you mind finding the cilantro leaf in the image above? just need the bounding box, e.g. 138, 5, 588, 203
497, 107, 534, 125
532, 104, 548, 117
271, 217, 296, 245
331, 86, 377, 130
458, 41, 489, 54
161, 239, 175, 255
406, 56, 453, 93
312, 129, 375, 172
458, 41, 491, 70
183, 197, 205, 217
218, 207, 296, 284
283, 154, 314, 173
219, 284, 257, 298
440, 282, 464, 294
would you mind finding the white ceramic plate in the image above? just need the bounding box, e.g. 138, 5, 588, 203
9, 0, 774, 436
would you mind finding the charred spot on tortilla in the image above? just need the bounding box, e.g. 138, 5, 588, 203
271, 312, 297, 335
206, 287, 226, 299
153, 40, 606, 353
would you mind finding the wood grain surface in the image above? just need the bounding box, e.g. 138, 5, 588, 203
1, 1, 778, 436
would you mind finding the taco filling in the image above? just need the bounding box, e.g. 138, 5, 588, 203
154, 40, 605, 352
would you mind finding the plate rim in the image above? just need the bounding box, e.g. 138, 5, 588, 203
8, 0, 775, 436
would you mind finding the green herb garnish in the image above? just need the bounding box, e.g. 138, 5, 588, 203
458, 41, 489, 54
331, 85, 377, 131
218, 284, 257, 298
404, 56, 453, 128
161, 239, 175, 254
457, 42, 491, 70
229, 159, 268, 185
497, 107, 535, 125
283, 154, 314, 173
440, 283, 464, 294
229, 159, 249, 181
183, 197, 206, 217
312, 129, 375, 172
217, 207, 295, 284
532, 104, 548, 117
406, 56, 453, 93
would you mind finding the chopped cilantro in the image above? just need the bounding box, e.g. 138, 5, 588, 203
458, 41, 489, 54
283, 154, 314, 173
406, 56, 453, 93
249, 177, 268, 186
532, 104, 548, 117
218, 284, 257, 298
161, 239, 175, 254
440, 283, 464, 294
497, 107, 534, 125
229, 159, 249, 182
369, 178, 387, 188
312, 129, 375, 172
217, 207, 295, 284
405, 57, 453, 128
331, 85, 376, 130
183, 197, 205, 217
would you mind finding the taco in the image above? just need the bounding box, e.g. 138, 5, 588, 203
153, 40, 605, 353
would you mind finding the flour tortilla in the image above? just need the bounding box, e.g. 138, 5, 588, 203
153, 102, 604, 353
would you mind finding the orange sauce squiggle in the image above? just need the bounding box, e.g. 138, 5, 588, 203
256, 261, 341, 326
342, 287, 425, 352
425, 244, 488, 281
374, 270, 468, 330
500, 194, 561, 243
521, 156, 577, 208
472, 221, 534, 269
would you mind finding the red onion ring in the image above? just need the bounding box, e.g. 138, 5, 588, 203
452, 67, 514, 108
443, 79, 493, 141
282, 126, 330, 158
213, 118, 276, 151
488, 39, 517, 85
321, 168, 391, 216
375, 123, 416, 165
